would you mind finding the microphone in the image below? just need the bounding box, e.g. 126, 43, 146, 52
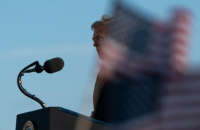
17, 57, 64, 108
44, 57, 64, 73
24, 57, 64, 74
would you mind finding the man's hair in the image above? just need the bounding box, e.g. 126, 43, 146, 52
91, 15, 113, 31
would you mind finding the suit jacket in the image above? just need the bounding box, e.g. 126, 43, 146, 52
92, 71, 162, 124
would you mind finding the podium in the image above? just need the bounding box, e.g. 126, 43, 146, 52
16, 107, 112, 130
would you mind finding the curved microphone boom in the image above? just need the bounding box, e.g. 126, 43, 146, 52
17, 57, 64, 108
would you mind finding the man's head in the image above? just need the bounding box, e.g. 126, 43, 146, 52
91, 15, 112, 58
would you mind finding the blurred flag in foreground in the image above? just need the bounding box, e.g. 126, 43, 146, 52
116, 71, 200, 130
101, 1, 191, 78
93, 0, 194, 127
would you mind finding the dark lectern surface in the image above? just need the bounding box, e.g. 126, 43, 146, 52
16, 107, 112, 130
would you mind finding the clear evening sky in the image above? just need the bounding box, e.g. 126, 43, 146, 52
0, 0, 199, 129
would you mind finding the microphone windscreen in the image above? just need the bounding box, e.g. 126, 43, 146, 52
43, 57, 64, 73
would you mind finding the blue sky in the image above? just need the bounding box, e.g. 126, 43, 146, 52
0, 0, 200, 129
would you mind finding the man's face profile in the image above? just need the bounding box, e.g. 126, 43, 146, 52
93, 26, 106, 59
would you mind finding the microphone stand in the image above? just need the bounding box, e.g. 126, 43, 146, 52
16, 59, 110, 130
17, 61, 46, 109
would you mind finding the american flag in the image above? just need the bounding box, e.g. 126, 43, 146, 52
101, 1, 191, 79
115, 71, 200, 130
94, 0, 195, 128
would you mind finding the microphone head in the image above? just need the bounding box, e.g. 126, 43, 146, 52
43, 57, 64, 73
